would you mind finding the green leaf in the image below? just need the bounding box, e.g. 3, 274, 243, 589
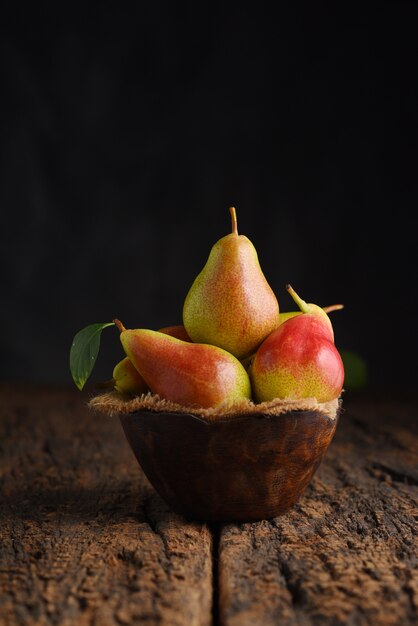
70, 323, 115, 390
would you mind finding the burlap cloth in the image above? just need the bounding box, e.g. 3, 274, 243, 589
89, 391, 341, 423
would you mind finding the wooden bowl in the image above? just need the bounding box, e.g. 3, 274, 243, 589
120, 406, 339, 522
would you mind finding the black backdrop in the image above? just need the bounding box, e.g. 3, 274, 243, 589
1, 4, 416, 389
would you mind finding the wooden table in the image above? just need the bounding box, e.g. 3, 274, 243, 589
0, 384, 416, 626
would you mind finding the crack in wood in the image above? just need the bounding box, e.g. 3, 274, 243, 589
210, 524, 221, 626
278, 559, 305, 608
0, 386, 213, 626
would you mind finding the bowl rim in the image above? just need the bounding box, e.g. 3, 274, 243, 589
120, 404, 341, 427
90, 391, 341, 423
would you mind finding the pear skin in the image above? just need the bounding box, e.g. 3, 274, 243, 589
115, 322, 251, 409
113, 357, 149, 394
183, 208, 280, 360
112, 325, 191, 395
278, 311, 301, 324
158, 325, 191, 342
250, 315, 344, 403
240, 299, 343, 370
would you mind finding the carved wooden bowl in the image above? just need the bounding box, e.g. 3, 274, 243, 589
120, 406, 339, 522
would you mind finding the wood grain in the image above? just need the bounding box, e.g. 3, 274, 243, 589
0, 385, 417, 626
0, 385, 213, 626
218, 394, 418, 626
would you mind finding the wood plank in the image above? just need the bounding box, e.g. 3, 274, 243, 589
218, 394, 418, 626
0, 385, 213, 626
1, 386, 416, 626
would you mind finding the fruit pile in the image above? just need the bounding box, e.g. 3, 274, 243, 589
70, 208, 344, 408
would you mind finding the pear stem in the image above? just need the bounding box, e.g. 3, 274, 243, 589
113, 319, 126, 333
229, 206, 238, 235
286, 284, 309, 313
323, 304, 344, 313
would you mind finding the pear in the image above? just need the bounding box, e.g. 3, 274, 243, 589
112, 325, 191, 395
114, 320, 251, 409
113, 357, 149, 394
183, 207, 280, 360
250, 314, 344, 403
241, 303, 343, 371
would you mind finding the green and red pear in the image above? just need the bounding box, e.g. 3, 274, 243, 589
183, 207, 280, 359
242, 303, 343, 370
111, 325, 192, 395
114, 320, 251, 409
250, 314, 344, 403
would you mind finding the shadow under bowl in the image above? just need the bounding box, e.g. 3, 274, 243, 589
120, 405, 339, 522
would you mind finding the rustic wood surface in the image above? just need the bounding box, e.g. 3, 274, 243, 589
0, 384, 416, 626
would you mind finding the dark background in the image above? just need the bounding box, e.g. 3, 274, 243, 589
1, 4, 416, 389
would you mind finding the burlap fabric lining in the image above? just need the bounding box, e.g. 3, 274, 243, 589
88, 391, 341, 423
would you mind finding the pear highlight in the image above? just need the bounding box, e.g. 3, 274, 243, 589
183, 207, 280, 359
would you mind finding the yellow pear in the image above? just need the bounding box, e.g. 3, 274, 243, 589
183, 208, 280, 359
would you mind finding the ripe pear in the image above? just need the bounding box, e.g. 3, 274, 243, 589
241, 303, 343, 372
113, 357, 149, 394
114, 320, 251, 409
250, 313, 344, 404
183, 207, 280, 359
112, 325, 191, 395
